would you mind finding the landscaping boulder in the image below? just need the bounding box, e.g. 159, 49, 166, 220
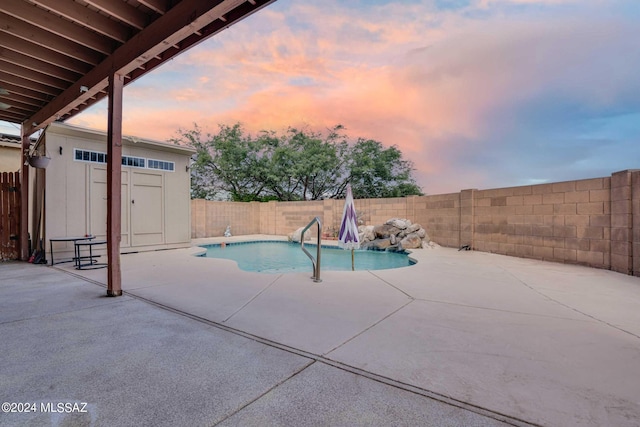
362, 238, 392, 251
400, 233, 423, 249
398, 222, 421, 238
386, 218, 411, 229
416, 227, 428, 239
358, 225, 376, 242
374, 224, 401, 239
358, 217, 436, 250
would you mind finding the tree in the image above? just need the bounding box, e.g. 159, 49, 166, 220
170, 124, 221, 200
171, 122, 422, 201
347, 139, 422, 199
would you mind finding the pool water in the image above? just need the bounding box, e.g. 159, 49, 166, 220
199, 241, 416, 273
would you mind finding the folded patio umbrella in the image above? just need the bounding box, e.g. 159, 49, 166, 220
338, 183, 360, 270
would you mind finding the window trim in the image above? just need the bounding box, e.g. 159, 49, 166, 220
73, 148, 174, 172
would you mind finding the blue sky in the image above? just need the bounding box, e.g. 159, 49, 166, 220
5, 0, 639, 194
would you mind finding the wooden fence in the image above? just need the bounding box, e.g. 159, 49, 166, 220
0, 172, 21, 261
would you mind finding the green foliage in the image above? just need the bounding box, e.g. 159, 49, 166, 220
171, 123, 423, 201
348, 139, 422, 198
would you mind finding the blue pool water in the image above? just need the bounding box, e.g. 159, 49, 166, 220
199, 241, 416, 273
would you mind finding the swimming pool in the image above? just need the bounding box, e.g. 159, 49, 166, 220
198, 241, 416, 273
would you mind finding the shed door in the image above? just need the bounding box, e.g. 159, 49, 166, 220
90, 167, 130, 247
131, 171, 163, 246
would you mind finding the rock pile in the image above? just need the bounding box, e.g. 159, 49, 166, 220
359, 218, 438, 251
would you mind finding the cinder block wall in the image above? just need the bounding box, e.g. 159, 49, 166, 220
470, 177, 612, 269
191, 199, 260, 238
273, 200, 324, 237
191, 169, 640, 276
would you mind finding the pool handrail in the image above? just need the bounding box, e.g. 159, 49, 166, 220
301, 216, 322, 282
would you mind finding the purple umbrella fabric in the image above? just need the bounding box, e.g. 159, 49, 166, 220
338, 184, 360, 251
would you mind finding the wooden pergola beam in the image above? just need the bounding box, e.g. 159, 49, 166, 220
0, 60, 69, 90
106, 72, 124, 297
83, 0, 149, 31
0, 12, 104, 65
0, 71, 59, 97
0, 48, 82, 83
28, 0, 132, 43
0, 0, 115, 54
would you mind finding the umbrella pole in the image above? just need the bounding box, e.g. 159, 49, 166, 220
351, 249, 355, 271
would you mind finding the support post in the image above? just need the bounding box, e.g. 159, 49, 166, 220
106, 72, 124, 296
20, 128, 30, 260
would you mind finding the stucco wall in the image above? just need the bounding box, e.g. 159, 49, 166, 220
192, 169, 640, 276
0, 141, 21, 172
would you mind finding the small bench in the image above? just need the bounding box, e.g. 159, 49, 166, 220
74, 240, 107, 270
49, 236, 95, 265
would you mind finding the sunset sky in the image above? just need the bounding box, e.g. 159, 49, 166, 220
6, 0, 640, 194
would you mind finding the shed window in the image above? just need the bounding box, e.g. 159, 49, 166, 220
74, 149, 173, 171
122, 156, 145, 168
148, 159, 175, 172
74, 149, 106, 164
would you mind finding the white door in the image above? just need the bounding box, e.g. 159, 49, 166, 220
89, 166, 130, 247
131, 171, 164, 246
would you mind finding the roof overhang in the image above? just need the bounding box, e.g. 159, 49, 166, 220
45, 121, 197, 155
0, 0, 276, 136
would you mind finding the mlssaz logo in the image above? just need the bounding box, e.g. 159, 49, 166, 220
40, 402, 88, 413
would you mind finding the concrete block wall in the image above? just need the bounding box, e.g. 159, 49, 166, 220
354, 197, 412, 230
191, 199, 260, 238
421, 193, 462, 248
471, 177, 612, 268
191, 170, 640, 276
272, 200, 324, 237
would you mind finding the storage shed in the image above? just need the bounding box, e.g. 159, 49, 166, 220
42, 122, 195, 260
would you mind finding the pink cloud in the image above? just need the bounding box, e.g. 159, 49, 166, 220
68, 0, 639, 193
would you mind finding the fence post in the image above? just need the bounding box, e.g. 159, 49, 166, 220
632, 171, 640, 276
610, 170, 636, 275
460, 189, 476, 249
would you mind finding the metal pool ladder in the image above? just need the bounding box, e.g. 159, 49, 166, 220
301, 216, 322, 282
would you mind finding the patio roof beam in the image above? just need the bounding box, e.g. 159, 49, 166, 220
83, 0, 149, 31
0, 0, 115, 55
0, 32, 94, 75
138, 0, 169, 15
0, 104, 31, 117
0, 13, 104, 67
0, 81, 51, 104
0, 60, 69, 91
0, 95, 42, 110
0, 48, 82, 83
0, 71, 59, 97
27, 0, 132, 43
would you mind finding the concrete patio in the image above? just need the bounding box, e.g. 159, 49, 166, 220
1, 235, 639, 426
